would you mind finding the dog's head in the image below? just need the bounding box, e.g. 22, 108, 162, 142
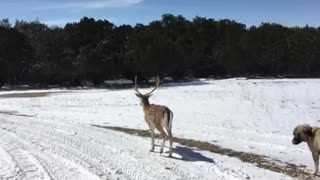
292, 124, 313, 145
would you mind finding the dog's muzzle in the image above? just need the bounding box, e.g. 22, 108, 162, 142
292, 137, 302, 145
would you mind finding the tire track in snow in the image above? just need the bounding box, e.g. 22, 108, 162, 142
18, 122, 226, 179
0, 130, 105, 180
0, 121, 114, 180
0, 116, 254, 180
0, 145, 23, 179
0, 139, 51, 180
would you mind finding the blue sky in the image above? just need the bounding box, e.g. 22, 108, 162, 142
1, 0, 319, 27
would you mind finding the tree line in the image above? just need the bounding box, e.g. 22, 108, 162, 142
1, 14, 320, 86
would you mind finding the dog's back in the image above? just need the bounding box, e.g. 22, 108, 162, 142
313, 127, 320, 151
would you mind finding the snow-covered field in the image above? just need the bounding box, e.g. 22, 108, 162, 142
1, 78, 319, 179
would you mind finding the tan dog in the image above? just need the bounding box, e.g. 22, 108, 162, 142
292, 124, 320, 175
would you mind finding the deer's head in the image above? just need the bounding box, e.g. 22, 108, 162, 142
134, 76, 160, 107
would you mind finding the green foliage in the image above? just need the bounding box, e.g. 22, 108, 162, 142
0, 15, 319, 86
0, 26, 35, 85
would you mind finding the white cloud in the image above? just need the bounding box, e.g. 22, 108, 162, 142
40, 0, 143, 10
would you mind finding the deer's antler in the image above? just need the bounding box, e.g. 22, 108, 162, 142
134, 75, 144, 96
146, 76, 160, 95
134, 76, 160, 96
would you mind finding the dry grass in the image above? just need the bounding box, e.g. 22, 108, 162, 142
0, 91, 68, 98
0, 110, 34, 117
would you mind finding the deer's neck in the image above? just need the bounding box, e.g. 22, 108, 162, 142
142, 101, 151, 112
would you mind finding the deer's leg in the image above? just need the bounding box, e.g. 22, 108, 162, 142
162, 121, 173, 157
160, 133, 166, 154
148, 124, 155, 152
157, 127, 167, 154
167, 130, 173, 157
160, 112, 173, 157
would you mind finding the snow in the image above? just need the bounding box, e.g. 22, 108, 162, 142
1, 78, 319, 179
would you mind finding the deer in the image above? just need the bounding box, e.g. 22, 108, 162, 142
134, 76, 173, 157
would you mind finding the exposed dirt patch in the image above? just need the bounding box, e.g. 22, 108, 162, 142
0, 110, 34, 117
0, 91, 69, 98
93, 125, 318, 180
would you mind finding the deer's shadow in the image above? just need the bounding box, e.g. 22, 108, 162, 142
167, 145, 215, 163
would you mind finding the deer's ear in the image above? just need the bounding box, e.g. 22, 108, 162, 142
135, 93, 141, 97
147, 94, 153, 97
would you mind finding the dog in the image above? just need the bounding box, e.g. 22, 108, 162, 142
292, 124, 320, 175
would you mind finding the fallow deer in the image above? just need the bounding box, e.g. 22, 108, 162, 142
134, 76, 173, 157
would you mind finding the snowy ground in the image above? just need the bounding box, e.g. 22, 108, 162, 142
0, 78, 319, 179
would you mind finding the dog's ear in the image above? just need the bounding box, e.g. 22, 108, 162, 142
304, 126, 313, 136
